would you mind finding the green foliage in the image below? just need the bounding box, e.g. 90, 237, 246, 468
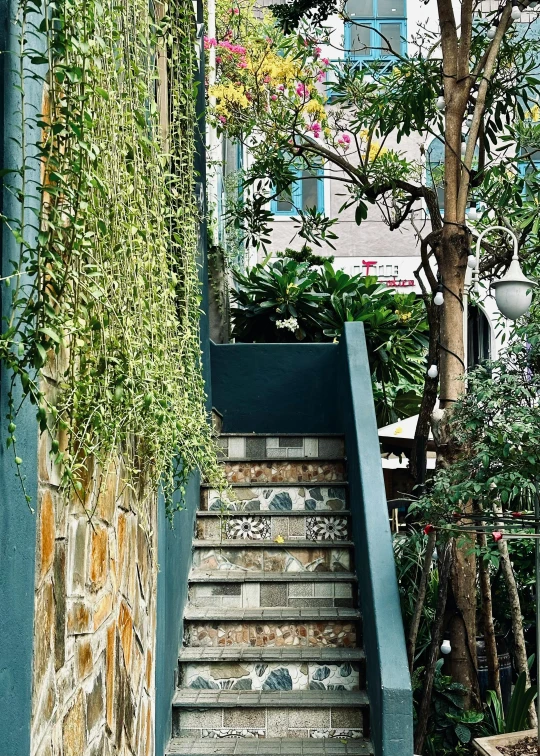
485, 670, 538, 734
413, 660, 485, 755
412, 321, 540, 525
2, 0, 223, 512
231, 257, 428, 423
393, 530, 439, 664
276, 246, 334, 267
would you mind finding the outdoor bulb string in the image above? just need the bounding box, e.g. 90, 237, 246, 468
438, 340, 466, 370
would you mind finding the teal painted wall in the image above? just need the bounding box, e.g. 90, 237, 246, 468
0, 0, 42, 751
211, 341, 341, 434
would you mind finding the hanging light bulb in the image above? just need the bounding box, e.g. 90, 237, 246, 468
441, 639, 452, 655
436, 96, 445, 111
487, 23, 497, 39
467, 253, 478, 269
511, 2, 521, 20
427, 364, 438, 379
434, 285, 444, 306
461, 140, 467, 156
467, 205, 478, 221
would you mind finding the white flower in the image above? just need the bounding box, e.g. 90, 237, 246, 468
276, 317, 298, 332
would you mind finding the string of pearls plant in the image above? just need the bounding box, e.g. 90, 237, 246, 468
2, 0, 224, 515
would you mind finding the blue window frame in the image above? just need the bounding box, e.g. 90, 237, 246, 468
272, 166, 325, 216
518, 151, 540, 199
345, 0, 407, 59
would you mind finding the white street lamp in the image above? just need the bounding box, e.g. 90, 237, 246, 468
468, 225, 536, 321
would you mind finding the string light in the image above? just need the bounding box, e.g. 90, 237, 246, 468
436, 96, 445, 111
441, 639, 452, 655
487, 23, 497, 39
434, 285, 444, 306
427, 364, 438, 379
467, 253, 477, 269
511, 1, 521, 20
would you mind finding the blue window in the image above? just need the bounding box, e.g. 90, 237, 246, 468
518, 150, 540, 199
272, 166, 325, 216
345, 0, 407, 59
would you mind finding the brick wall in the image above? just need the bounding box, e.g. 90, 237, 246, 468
30, 363, 158, 756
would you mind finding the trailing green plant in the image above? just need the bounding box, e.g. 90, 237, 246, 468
1, 0, 223, 513
485, 668, 538, 735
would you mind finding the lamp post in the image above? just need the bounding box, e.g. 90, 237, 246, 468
464, 225, 537, 366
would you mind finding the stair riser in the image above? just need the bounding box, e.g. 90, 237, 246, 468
192, 547, 351, 573
197, 514, 350, 541
189, 581, 355, 609
173, 706, 365, 740
185, 620, 359, 648
180, 660, 364, 691
218, 435, 345, 461
202, 486, 347, 513
222, 461, 346, 486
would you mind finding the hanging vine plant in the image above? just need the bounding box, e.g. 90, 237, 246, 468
1, 0, 223, 513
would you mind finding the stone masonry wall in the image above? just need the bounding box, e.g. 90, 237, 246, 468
31, 366, 158, 756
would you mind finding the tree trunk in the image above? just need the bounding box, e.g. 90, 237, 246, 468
493, 503, 537, 727
477, 528, 501, 701
414, 542, 453, 755
407, 529, 437, 672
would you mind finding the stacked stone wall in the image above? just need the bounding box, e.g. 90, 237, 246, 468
30, 367, 158, 756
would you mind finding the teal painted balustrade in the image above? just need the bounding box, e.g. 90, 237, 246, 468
210, 321, 413, 756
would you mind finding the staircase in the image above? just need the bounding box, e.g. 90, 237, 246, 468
166, 433, 373, 756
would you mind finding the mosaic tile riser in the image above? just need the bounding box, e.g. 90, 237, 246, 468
197, 515, 350, 542
192, 547, 351, 573
222, 462, 346, 485
182, 661, 360, 691
189, 581, 354, 609
203, 486, 347, 512
186, 621, 358, 648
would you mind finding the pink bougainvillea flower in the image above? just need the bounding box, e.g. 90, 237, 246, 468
310, 122, 322, 138
492, 531, 503, 542
245, 91, 253, 101
322, 57, 330, 66
266, 36, 272, 44
317, 70, 325, 82
263, 75, 271, 83
238, 60, 248, 68
230, 6, 239, 13
296, 83, 309, 98
216, 55, 222, 63
204, 36, 217, 49
278, 84, 285, 91
423, 524, 435, 535
218, 115, 227, 123
314, 45, 322, 57
271, 94, 278, 101
342, 133, 351, 144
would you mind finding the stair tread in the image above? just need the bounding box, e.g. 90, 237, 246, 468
193, 540, 353, 549
172, 689, 368, 708
166, 737, 372, 755
197, 510, 351, 517
202, 483, 349, 489
184, 607, 360, 621
222, 457, 346, 463
189, 571, 357, 583
179, 647, 365, 662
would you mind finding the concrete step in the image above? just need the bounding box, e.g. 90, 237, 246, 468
184, 608, 360, 622
166, 737, 373, 754
192, 544, 352, 574
201, 485, 348, 513
179, 658, 364, 692
172, 690, 368, 740
179, 648, 365, 662
188, 574, 356, 610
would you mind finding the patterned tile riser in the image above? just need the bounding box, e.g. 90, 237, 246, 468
181, 661, 361, 691
185, 621, 358, 648
222, 462, 346, 485
192, 547, 351, 573
202, 486, 347, 513
219, 436, 345, 461
189, 582, 355, 609
197, 515, 350, 542
173, 706, 363, 739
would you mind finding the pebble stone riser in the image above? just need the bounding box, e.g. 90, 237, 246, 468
192, 547, 351, 573
222, 461, 346, 485
189, 580, 355, 609
185, 620, 358, 648
173, 706, 364, 740
181, 660, 362, 691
